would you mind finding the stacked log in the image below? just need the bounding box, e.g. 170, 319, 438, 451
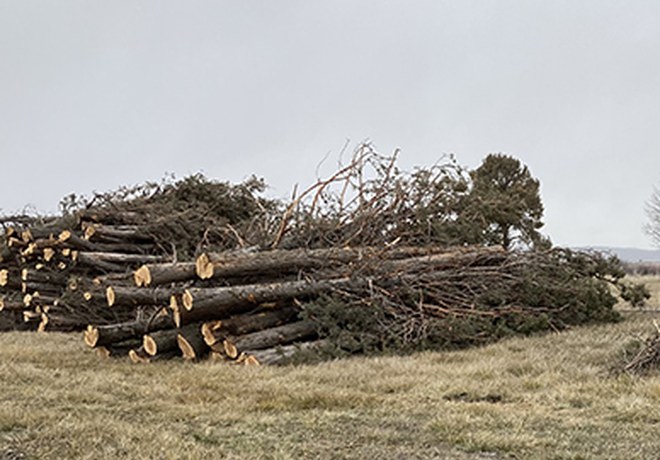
0, 216, 171, 333
0, 223, 535, 366
79, 244, 507, 365
0, 158, 636, 366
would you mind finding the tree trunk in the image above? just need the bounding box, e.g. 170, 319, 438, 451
201, 306, 301, 346
0, 297, 25, 311
221, 320, 317, 359
172, 277, 355, 327
242, 339, 328, 365
134, 262, 197, 287
83, 224, 153, 243
106, 285, 177, 307
83, 313, 174, 348
21, 268, 67, 285
195, 245, 459, 280
0, 269, 21, 289
78, 210, 143, 225
78, 251, 169, 265
58, 230, 98, 251
75, 253, 126, 273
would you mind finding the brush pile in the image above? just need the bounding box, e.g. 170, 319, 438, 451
0, 145, 645, 365
620, 321, 660, 376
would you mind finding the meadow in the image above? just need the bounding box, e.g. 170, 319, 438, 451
0, 278, 658, 460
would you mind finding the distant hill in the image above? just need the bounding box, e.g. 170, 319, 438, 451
576, 246, 660, 263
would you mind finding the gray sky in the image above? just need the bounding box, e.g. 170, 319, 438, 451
2, 1, 660, 249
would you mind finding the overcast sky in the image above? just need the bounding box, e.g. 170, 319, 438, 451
1, 1, 660, 249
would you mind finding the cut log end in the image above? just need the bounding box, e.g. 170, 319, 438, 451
128, 348, 151, 364
195, 253, 214, 280
83, 225, 97, 240
223, 339, 239, 359
201, 320, 223, 346
23, 294, 33, 307
37, 314, 49, 332
172, 309, 182, 329
182, 289, 194, 310
134, 265, 151, 287
58, 230, 72, 243
177, 334, 197, 360
43, 247, 56, 262
21, 229, 33, 243
243, 355, 261, 366
84, 326, 100, 348
143, 335, 158, 356
106, 286, 115, 307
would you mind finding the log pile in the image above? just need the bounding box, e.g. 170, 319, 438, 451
0, 214, 171, 333
0, 146, 642, 365
79, 243, 507, 366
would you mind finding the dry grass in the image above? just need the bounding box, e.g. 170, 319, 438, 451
1, 279, 659, 459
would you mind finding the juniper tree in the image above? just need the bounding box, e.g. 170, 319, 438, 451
462, 154, 545, 250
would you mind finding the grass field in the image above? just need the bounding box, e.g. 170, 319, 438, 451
0, 279, 659, 459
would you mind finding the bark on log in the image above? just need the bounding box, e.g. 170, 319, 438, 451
23, 293, 58, 307
78, 210, 143, 225
21, 282, 61, 297
92, 272, 135, 287
83, 224, 153, 243
21, 225, 65, 242
58, 230, 98, 251
78, 251, 168, 265
21, 268, 67, 285
172, 277, 355, 327
75, 253, 125, 272
0, 297, 25, 311
83, 313, 174, 347
380, 245, 506, 275
201, 306, 301, 346
106, 286, 176, 307
242, 339, 328, 365
134, 262, 197, 287
38, 313, 87, 332
195, 245, 458, 280
221, 320, 317, 359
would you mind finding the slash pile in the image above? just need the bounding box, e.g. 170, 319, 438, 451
620, 321, 660, 376
0, 146, 642, 365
